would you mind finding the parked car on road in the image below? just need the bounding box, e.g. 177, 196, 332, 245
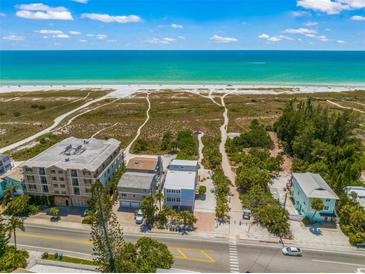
243, 208, 251, 220
135, 209, 144, 225
282, 246, 303, 256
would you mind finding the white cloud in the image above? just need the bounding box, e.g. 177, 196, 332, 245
291, 11, 312, 16
2, 34, 25, 41
37, 29, 63, 34
79, 39, 87, 42
318, 35, 329, 41
337, 39, 346, 43
86, 34, 94, 37
305, 21, 318, 26
16, 3, 73, 20
36, 29, 70, 38
71, 0, 88, 3
81, 13, 142, 23
284, 28, 317, 34
147, 37, 176, 44
96, 34, 107, 40
69, 31, 81, 35
297, 0, 348, 14
210, 34, 238, 43
0, 12, 6, 17
351, 15, 365, 20
178, 35, 185, 40
171, 23, 183, 29
341, 0, 365, 9
297, 0, 365, 14
259, 33, 294, 42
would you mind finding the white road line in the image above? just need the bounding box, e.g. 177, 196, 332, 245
229, 237, 240, 273
312, 259, 365, 267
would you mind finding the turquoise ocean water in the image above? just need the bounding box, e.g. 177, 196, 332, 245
0, 50, 365, 85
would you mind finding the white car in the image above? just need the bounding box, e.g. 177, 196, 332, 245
282, 246, 303, 256
135, 209, 144, 225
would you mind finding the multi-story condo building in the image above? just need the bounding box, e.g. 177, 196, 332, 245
22, 137, 123, 207
0, 153, 12, 176
163, 160, 198, 211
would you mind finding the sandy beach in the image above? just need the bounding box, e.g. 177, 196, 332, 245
1, 83, 365, 97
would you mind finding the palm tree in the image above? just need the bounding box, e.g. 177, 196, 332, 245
311, 198, 325, 222
154, 192, 164, 211
7, 216, 25, 250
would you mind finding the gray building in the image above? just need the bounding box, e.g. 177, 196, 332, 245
22, 137, 123, 207
118, 156, 162, 209
0, 153, 12, 176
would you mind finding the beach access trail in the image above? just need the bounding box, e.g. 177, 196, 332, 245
327, 100, 365, 114
124, 92, 151, 161
218, 94, 243, 238
0, 95, 109, 153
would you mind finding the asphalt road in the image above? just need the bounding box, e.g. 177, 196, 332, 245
15, 224, 365, 273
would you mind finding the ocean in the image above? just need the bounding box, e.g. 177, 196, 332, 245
0, 50, 365, 85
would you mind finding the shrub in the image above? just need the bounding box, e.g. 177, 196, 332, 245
42, 252, 49, 259
198, 185, 207, 196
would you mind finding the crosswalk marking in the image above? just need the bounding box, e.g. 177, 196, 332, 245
229, 237, 240, 273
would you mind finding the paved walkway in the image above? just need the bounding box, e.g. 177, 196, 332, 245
124, 92, 151, 157
219, 95, 242, 238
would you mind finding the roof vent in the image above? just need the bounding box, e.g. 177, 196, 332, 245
65, 157, 70, 162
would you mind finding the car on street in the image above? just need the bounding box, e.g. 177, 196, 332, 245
82, 209, 89, 217
243, 208, 251, 220
281, 246, 303, 256
135, 209, 144, 225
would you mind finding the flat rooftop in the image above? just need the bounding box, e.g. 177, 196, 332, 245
118, 172, 155, 190
164, 170, 196, 190
22, 137, 121, 171
126, 157, 158, 171
169, 160, 198, 167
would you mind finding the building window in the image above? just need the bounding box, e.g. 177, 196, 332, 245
51, 170, 56, 174
84, 179, 92, 185
71, 169, 77, 177
61, 191, 66, 195
85, 188, 91, 193
60, 184, 66, 188
42, 185, 49, 193
324, 206, 329, 210
53, 184, 58, 188
40, 176, 47, 184
55, 190, 59, 194
26, 175, 34, 181
52, 177, 57, 181
25, 167, 32, 172
58, 170, 63, 174
72, 178, 79, 186
121, 193, 127, 197
39, 168, 45, 175
59, 177, 64, 181
28, 184, 37, 190
326, 199, 331, 202
73, 187, 80, 195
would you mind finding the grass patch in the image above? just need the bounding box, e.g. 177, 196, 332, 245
0, 89, 108, 147
43, 253, 95, 266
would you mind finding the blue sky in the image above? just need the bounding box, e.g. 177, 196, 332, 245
0, 0, 365, 50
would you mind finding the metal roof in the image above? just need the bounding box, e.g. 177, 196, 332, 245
22, 137, 121, 171
292, 172, 339, 200
118, 172, 155, 190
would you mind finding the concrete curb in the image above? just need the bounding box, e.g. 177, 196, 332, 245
35, 259, 98, 272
